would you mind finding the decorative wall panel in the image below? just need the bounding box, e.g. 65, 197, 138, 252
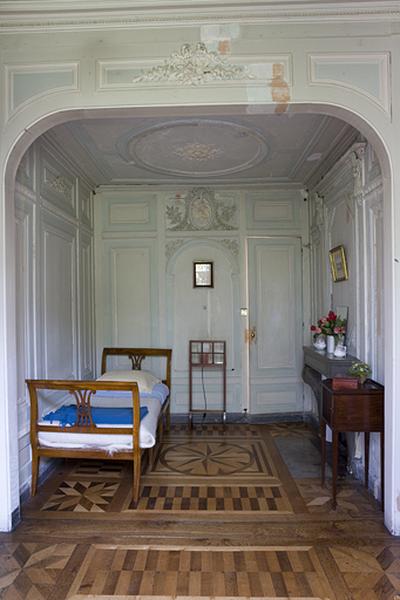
97, 48, 291, 90
15, 197, 35, 456
110, 245, 154, 348
15, 137, 95, 495
79, 231, 94, 379
166, 241, 239, 376
245, 191, 302, 230
98, 191, 157, 232
166, 188, 238, 231
309, 53, 391, 115
110, 202, 150, 225
42, 213, 77, 380
6, 62, 79, 119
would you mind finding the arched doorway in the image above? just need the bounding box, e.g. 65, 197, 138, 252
0, 101, 397, 535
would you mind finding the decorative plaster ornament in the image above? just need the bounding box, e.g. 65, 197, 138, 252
166, 188, 237, 231
173, 143, 223, 162
165, 239, 185, 262
132, 42, 254, 86
47, 174, 71, 196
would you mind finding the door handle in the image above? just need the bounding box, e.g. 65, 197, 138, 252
245, 326, 257, 344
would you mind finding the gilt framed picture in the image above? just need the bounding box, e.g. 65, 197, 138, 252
329, 245, 349, 282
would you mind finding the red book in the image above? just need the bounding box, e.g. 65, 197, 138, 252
332, 376, 359, 390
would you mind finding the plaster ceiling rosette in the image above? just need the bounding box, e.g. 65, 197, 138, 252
116, 119, 269, 178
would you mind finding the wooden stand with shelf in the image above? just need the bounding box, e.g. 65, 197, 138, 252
189, 340, 226, 428
320, 378, 384, 510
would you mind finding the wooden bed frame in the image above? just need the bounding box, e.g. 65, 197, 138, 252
26, 347, 172, 505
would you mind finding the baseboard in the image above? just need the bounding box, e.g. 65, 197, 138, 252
19, 459, 62, 506
171, 412, 310, 425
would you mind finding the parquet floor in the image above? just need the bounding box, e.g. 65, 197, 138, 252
0, 423, 399, 599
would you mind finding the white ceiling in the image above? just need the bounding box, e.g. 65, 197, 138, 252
50, 112, 357, 188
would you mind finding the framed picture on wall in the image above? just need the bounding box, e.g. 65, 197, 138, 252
329, 245, 349, 282
193, 261, 214, 288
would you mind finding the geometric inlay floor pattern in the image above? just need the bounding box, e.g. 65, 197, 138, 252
41, 481, 119, 512
31, 425, 297, 516
2, 423, 399, 600
67, 544, 336, 599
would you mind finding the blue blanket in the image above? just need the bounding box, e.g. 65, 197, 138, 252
42, 404, 148, 427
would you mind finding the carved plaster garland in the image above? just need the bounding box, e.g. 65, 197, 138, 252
47, 173, 72, 197
349, 144, 367, 205
165, 239, 185, 262
313, 191, 325, 230
132, 43, 254, 86
166, 187, 237, 231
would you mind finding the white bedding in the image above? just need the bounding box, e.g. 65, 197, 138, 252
38, 396, 162, 451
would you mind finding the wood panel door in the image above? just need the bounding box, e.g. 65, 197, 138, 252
247, 237, 303, 414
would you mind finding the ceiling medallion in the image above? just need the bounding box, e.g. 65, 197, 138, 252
173, 142, 223, 162
117, 119, 269, 178
132, 42, 254, 86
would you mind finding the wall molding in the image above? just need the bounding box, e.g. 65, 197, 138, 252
308, 52, 391, 116
5, 62, 79, 121
0, 2, 399, 32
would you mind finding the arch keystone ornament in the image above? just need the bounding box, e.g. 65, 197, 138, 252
132, 42, 255, 86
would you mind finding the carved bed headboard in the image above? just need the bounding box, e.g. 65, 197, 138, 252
100, 347, 172, 389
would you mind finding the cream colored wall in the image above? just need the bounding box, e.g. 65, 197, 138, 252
309, 140, 384, 499
94, 185, 309, 415
0, 8, 399, 533
15, 134, 96, 495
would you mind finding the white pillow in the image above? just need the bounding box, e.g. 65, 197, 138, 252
97, 370, 160, 393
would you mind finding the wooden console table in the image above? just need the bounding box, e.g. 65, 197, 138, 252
320, 379, 384, 509
303, 346, 359, 422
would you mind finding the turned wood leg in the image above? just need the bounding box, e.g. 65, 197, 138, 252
364, 432, 370, 488
320, 419, 326, 486
31, 452, 40, 496
132, 450, 141, 507
332, 430, 339, 509
166, 405, 171, 432
148, 446, 155, 472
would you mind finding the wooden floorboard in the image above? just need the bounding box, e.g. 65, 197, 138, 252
1, 423, 399, 600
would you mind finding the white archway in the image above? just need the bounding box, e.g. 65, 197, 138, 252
0, 99, 397, 535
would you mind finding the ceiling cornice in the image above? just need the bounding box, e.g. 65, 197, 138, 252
0, 1, 399, 32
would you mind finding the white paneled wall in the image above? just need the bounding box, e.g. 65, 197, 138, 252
95, 186, 309, 415
15, 135, 95, 495
309, 141, 384, 499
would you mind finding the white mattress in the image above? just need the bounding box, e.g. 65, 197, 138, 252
38, 396, 161, 452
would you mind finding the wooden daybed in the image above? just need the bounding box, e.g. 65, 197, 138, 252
26, 347, 172, 505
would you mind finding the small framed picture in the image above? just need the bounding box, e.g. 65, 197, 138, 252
329, 245, 349, 282
193, 261, 213, 288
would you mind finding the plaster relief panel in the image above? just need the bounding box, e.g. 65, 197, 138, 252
40, 150, 76, 218
6, 62, 79, 119
308, 53, 391, 115
166, 188, 238, 231
97, 44, 291, 94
